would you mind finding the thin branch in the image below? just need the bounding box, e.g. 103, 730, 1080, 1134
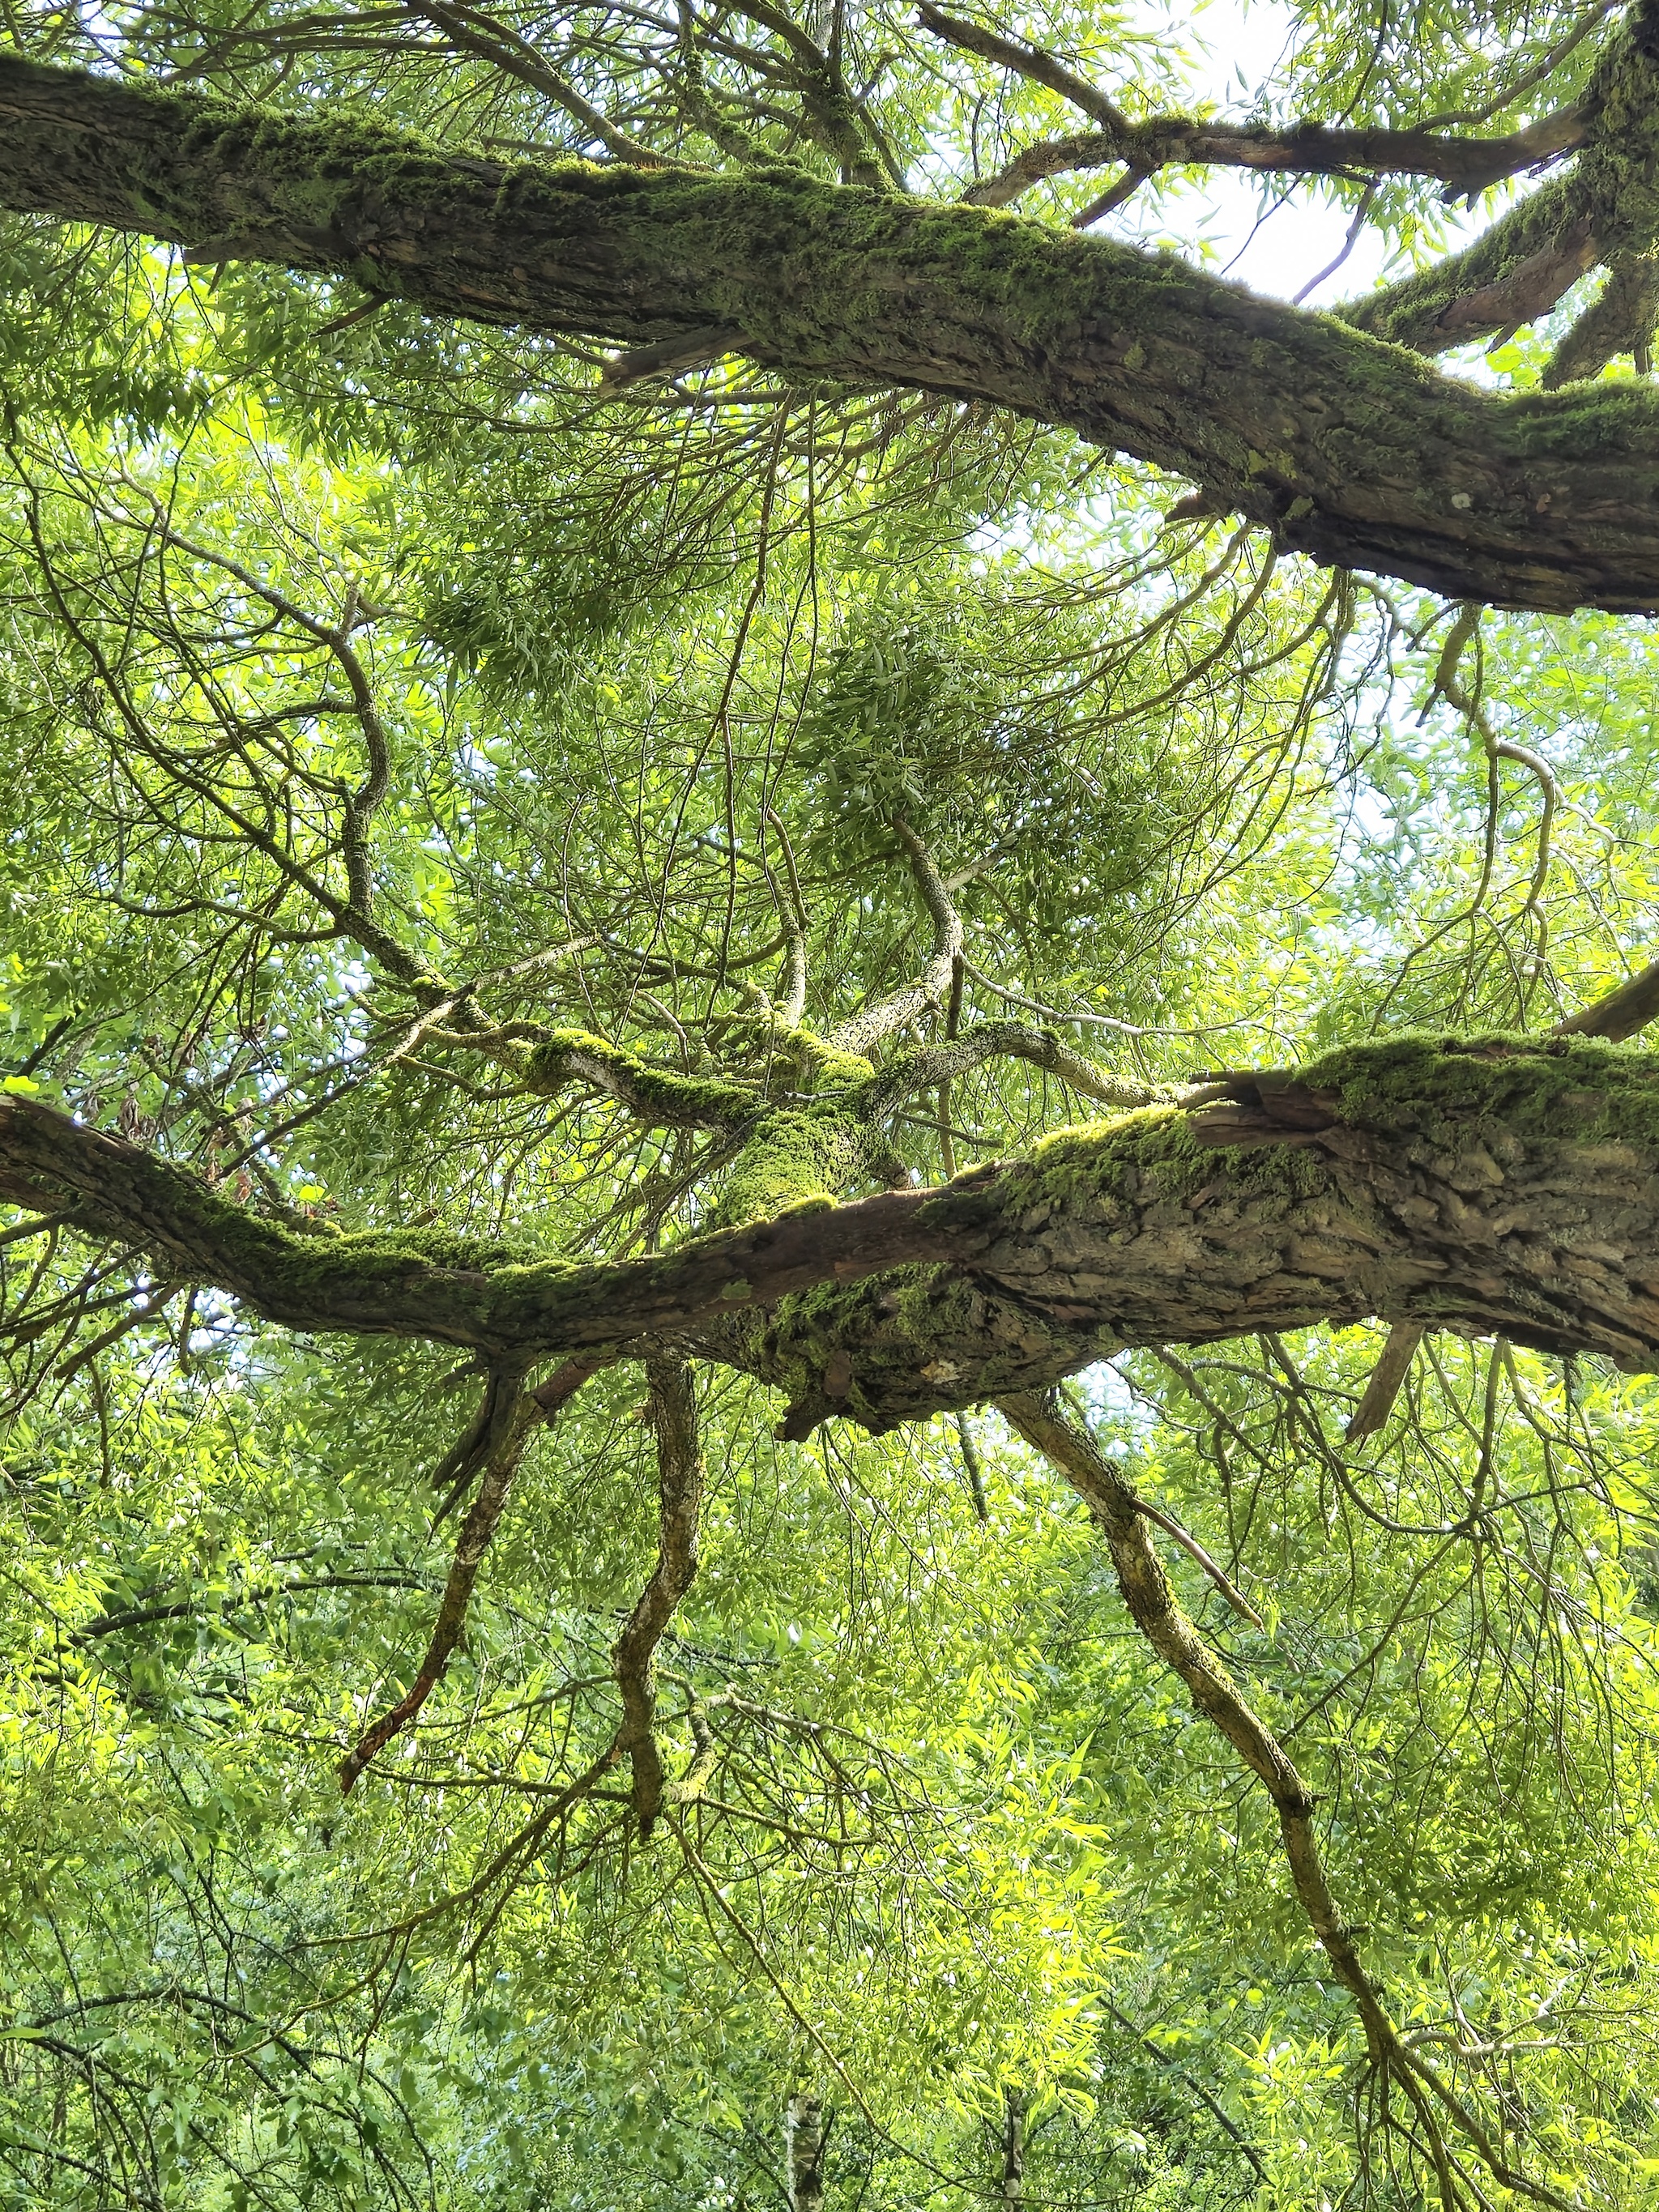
861, 1018, 1179, 1123
404, 0, 676, 166
825, 816, 962, 1059
339, 1364, 539, 1792
997, 1389, 1570, 2210
612, 1353, 705, 1839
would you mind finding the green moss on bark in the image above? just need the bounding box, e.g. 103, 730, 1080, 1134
714, 1105, 870, 1225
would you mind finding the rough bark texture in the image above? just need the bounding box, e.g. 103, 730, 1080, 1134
5, 54, 1659, 607
785, 2094, 825, 2212
11, 1038, 1659, 1430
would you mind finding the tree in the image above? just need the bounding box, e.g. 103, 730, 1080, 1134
2, 0, 1659, 2204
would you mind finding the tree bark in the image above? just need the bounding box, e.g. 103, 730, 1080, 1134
5, 54, 1659, 609
9, 1039, 1659, 1427
785, 2093, 825, 2212
999, 2088, 1026, 2207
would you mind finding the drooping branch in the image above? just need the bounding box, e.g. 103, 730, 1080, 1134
7, 54, 1659, 605
612, 1353, 705, 1839
339, 1362, 539, 1792
998, 1389, 1567, 2210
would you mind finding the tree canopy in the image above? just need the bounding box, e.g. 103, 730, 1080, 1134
3, 0, 1659, 2206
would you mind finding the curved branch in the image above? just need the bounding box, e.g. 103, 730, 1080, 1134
998, 1389, 1569, 2210
339, 1362, 538, 1792
826, 817, 962, 1059
920, 6, 1584, 202
859, 1018, 1181, 1121
6, 54, 1659, 605
17, 1041, 1659, 1429
612, 1353, 705, 1839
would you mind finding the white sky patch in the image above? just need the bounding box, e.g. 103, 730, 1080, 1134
1084, 0, 1515, 308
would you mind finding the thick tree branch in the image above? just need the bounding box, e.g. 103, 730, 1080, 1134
1344, 1319, 1424, 1442
18, 1041, 1659, 1433
6, 54, 1659, 605
1543, 249, 1659, 381
1343, 0, 1659, 356
1554, 951, 1659, 1038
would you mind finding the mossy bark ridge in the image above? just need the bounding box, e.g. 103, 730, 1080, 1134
12, 1038, 1659, 1432
11, 52, 1659, 608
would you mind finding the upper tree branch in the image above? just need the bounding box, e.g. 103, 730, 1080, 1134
1342, 0, 1659, 356
825, 817, 962, 1059
919, 5, 1584, 203
6, 53, 1659, 606
859, 1019, 1182, 1122
404, 0, 675, 168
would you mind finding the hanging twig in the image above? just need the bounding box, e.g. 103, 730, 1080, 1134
612, 1353, 706, 1839
998, 1389, 1569, 2212
340, 1361, 541, 1793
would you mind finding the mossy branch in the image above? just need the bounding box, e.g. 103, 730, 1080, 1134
14, 52, 1659, 604
858, 1019, 1183, 1123
612, 1354, 705, 1840
19, 1040, 1659, 1430
524, 1029, 758, 1127
998, 1388, 1567, 2210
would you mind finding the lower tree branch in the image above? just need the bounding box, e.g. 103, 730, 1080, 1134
339, 1365, 540, 1792
1542, 249, 1659, 383
1554, 951, 1659, 1038
18, 1041, 1659, 1426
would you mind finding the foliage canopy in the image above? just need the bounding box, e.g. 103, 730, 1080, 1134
4, 0, 1659, 2206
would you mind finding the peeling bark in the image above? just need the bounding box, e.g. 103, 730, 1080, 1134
6, 55, 1659, 606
